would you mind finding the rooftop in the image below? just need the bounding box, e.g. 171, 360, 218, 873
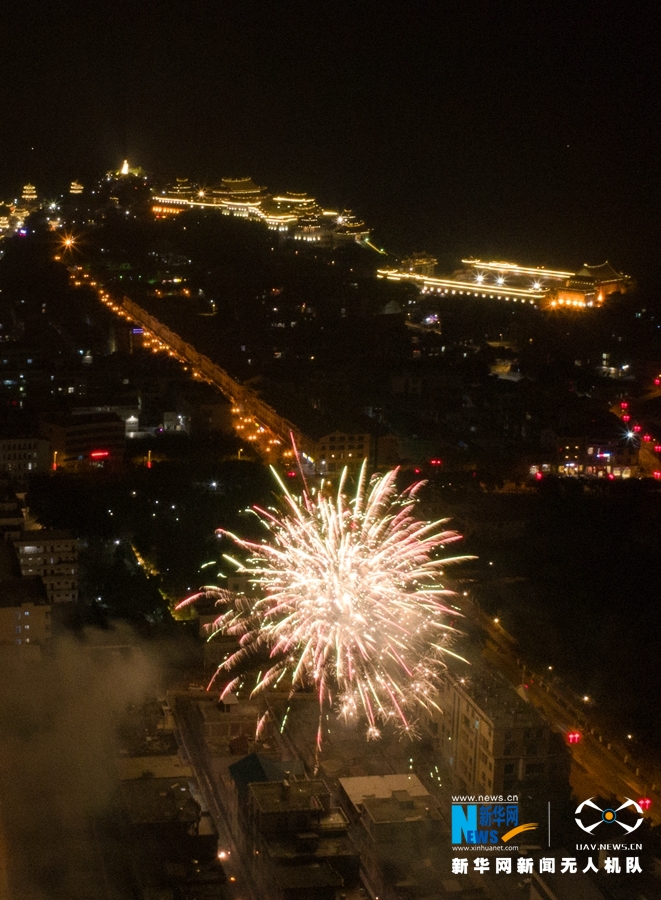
265, 831, 358, 862
119, 777, 201, 827
448, 664, 543, 726
119, 721, 179, 758
116, 754, 193, 781
339, 773, 430, 811
196, 697, 260, 723
362, 791, 441, 825
216, 177, 266, 195
249, 779, 328, 814
229, 752, 305, 801
576, 261, 626, 281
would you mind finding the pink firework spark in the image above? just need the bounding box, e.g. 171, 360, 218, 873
178, 463, 468, 746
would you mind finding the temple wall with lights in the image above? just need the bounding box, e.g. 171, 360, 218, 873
378, 257, 632, 310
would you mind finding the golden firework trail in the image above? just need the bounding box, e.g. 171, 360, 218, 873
179, 463, 469, 750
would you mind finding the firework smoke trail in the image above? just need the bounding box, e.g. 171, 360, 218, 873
178, 463, 469, 750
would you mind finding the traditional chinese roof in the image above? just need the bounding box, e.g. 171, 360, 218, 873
575, 262, 625, 282
217, 177, 266, 195
166, 177, 197, 197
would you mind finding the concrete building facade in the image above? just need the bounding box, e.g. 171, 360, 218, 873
13, 530, 79, 603
424, 669, 571, 817
0, 437, 50, 482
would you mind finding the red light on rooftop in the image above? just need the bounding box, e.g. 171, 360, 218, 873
90, 450, 109, 459
633, 425, 642, 433
622, 414, 631, 422
535, 472, 543, 480
429, 458, 442, 466
654, 445, 661, 453
286, 471, 297, 478
639, 797, 652, 811
654, 471, 661, 480
643, 434, 652, 442
621, 402, 629, 409
567, 731, 582, 744
655, 379, 660, 386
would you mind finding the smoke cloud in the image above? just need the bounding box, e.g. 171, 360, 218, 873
0, 625, 159, 899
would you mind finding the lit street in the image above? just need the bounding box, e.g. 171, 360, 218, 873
479, 614, 661, 827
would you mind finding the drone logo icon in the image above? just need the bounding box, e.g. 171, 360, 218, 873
575, 797, 644, 835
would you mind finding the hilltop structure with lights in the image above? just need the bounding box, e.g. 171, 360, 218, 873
378, 256, 633, 309
151, 173, 371, 246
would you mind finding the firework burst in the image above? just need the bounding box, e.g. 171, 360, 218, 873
179, 463, 469, 749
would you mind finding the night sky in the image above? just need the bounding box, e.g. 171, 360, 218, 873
2, 1, 659, 274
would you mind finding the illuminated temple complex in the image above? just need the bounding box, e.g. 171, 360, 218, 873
378, 257, 632, 308
152, 176, 370, 244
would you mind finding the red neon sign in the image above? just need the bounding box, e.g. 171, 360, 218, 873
90, 450, 109, 459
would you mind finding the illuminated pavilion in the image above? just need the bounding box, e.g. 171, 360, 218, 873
153, 177, 369, 244
210, 177, 268, 217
